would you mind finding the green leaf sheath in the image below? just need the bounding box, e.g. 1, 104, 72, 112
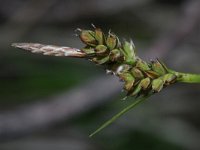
89, 95, 151, 137
175, 72, 200, 83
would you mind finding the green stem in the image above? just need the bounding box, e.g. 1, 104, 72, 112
173, 71, 200, 83
89, 95, 151, 137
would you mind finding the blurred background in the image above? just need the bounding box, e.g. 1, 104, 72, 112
0, 0, 200, 149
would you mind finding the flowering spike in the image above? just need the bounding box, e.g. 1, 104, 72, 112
12, 27, 200, 137
11, 43, 86, 57
12, 28, 181, 98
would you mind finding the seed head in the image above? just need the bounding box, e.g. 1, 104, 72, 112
12, 27, 178, 98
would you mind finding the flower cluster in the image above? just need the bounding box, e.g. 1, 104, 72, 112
11, 26, 200, 137
79, 27, 177, 97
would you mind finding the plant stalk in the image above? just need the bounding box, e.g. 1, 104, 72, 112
173, 71, 200, 83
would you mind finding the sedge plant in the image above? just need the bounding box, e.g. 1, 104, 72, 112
12, 26, 200, 137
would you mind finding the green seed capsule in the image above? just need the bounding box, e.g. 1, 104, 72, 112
124, 80, 135, 91
144, 70, 159, 79
136, 59, 151, 71
131, 67, 144, 79
109, 49, 123, 62
122, 41, 136, 65
95, 28, 105, 45
123, 41, 135, 55
118, 72, 134, 82
162, 73, 177, 85
81, 47, 95, 54
106, 33, 118, 50
152, 60, 166, 75
95, 45, 107, 55
130, 83, 142, 96
92, 56, 109, 65
79, 30, 97, 47
116, 64, 131, 75
140, 77, 151, 90
152, 78, 164, 92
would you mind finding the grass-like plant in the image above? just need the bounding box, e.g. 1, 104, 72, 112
12, 26, 200, 137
